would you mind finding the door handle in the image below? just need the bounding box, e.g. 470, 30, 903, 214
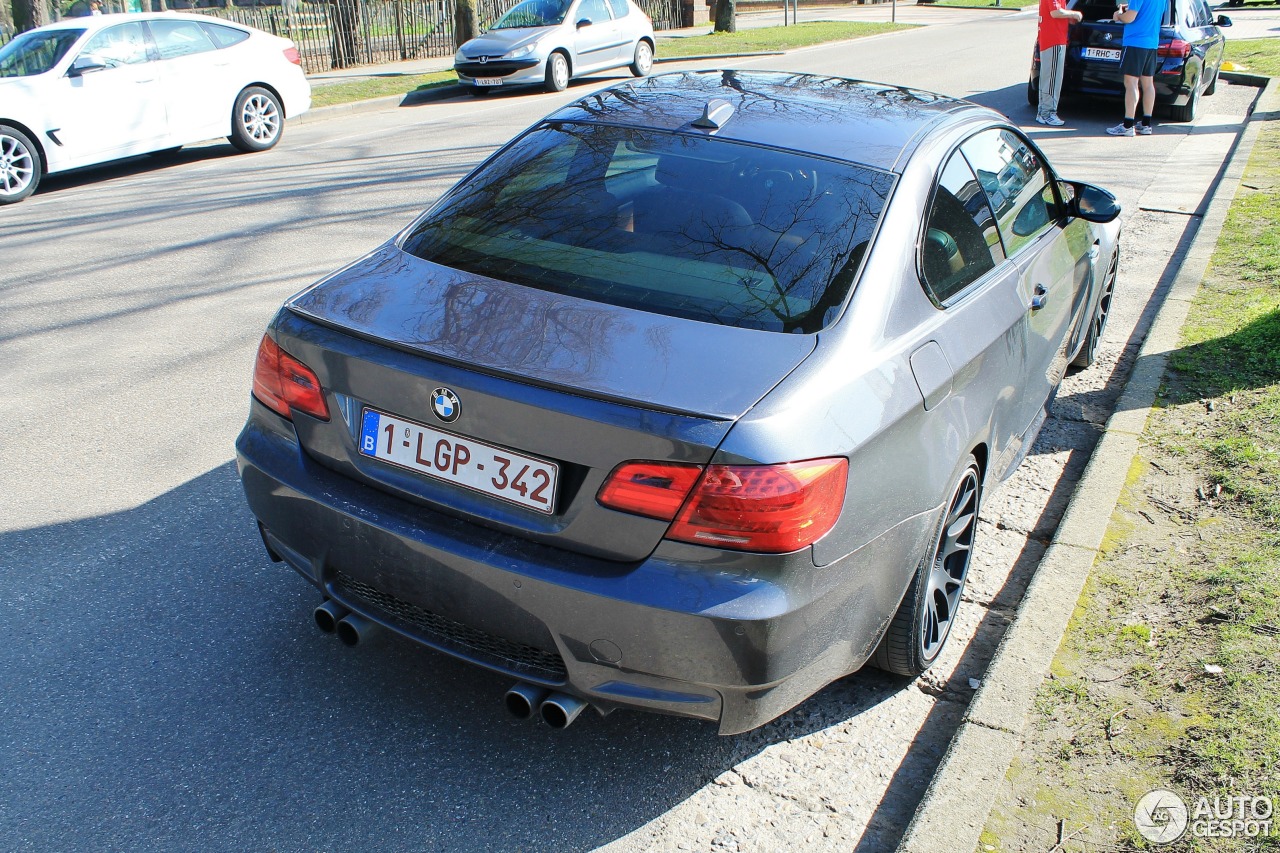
1088, 244, 1101, 263
1031, 284, 1049, 311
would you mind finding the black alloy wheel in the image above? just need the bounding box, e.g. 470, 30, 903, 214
873, 456, 982, 676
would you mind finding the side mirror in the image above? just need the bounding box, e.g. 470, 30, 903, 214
576, 17, 592, 27
1070, 182, 1121, 223
68, 57, 107, 77
1216, 14, 1232, 25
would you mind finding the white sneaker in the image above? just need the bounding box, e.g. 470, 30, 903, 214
1036, 113, 1066, 127
1106, 122, 1136, 137
1136, 123, 1153, 135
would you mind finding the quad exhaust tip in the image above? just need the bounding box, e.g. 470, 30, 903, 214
540, 692, 587, 730
506, 683, 589, 729
504, 683, 548, 720
314, 600, 348, 633
335, 612, 376, 647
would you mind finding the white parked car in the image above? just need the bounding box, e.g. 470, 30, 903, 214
0, 12, 311, 204
454, 0, 655, 95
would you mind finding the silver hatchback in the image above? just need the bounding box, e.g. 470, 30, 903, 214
454, 0, 655, 94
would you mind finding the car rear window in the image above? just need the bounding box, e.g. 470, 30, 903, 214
401, 123, 892, 333
203, 22, 251, 49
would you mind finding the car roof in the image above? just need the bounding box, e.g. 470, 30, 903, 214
546, 70, 998, 173
33, 11, 248, 34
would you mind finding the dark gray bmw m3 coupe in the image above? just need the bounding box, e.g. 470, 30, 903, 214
236, 70, 1121, 734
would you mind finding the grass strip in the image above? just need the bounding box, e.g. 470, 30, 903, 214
656, 20, 913, 57
928, 0, 1037, 9
1226, 38, 1280, 79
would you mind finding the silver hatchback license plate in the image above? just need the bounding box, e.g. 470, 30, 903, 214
359, 407, 557, 514
1083, 47, 1122, 61
474, 77, 503, 86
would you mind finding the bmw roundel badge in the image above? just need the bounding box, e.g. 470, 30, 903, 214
431, 387, 461, 423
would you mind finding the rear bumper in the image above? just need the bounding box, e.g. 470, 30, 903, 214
235, 404, 928, 734
1032, 55, 1196, 105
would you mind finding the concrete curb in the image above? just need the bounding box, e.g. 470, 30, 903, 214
896, 74, 1279, 853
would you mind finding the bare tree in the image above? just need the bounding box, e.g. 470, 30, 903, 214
1, 0, 14, 33
713, 0, 735, 33
12, 0, 49, 32
330, 0, 362, 68
454, 0, 478, 48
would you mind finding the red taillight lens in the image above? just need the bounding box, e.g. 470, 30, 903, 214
1157, 39, 1190, 58
283, 46, 301, 65
668, 458, 848, 554
597, 461, 704, 520
251, 334, 330, 422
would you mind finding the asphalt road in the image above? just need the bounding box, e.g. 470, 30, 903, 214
0, 11, 1261, 851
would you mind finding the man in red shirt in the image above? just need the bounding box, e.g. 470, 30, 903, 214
1037, 0, 1083, 126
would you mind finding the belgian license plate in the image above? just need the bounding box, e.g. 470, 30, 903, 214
1083, 47, 1122, 61
359, 407, 557, 514
474, 77, 503, 86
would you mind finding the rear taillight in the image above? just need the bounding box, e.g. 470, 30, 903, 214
283, 46, 301, 65
599, 457, 848, 554
1157, 39, 1190, 58
251, 334, 330, 421
668, 459, 848, 553
597, 461, 704, 520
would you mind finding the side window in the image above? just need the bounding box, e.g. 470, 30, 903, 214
920, 152, 1003, 305
77, 22, 150, 68
1195, 0, 1214, 26
960, 128, 1061, 258
607, 0, 630, 17
202, 22, 251, 49
577, 0, 612, 23
149, 19, 218, 60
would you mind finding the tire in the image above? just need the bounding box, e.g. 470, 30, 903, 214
229, 86, 284, 153
1027, 75, 1039, 108
630, 39, 654, 77
545, 52, 570, 93
1169, 74, 1201, 122
1070, 250, 1117, 370
872, 456, 982, 677
0, 124, 41, 205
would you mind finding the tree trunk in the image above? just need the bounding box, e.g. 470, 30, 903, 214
453, 0, 478, 48
330, 0, 362, 68
713, 0, 735, 33
12, 0, 50, 32
1, 0, 15, 32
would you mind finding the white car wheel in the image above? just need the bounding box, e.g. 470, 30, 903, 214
230, 86, 283, 152
0, 124, 41, 205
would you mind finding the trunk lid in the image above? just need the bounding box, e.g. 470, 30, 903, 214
276, 245, 817, 561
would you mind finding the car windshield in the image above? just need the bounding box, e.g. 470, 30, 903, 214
0, 29, 84, 77
490, 0, 572, 29
401, 122, 893, 333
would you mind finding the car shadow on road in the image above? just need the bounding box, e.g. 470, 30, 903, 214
0, 461, 907, 852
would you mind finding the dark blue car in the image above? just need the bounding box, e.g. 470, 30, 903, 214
1029, 0, 1231, 122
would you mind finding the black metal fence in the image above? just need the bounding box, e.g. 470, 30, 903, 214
0, 0, 682, 71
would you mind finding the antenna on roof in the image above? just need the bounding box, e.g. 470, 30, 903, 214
692, 99, 735, 130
